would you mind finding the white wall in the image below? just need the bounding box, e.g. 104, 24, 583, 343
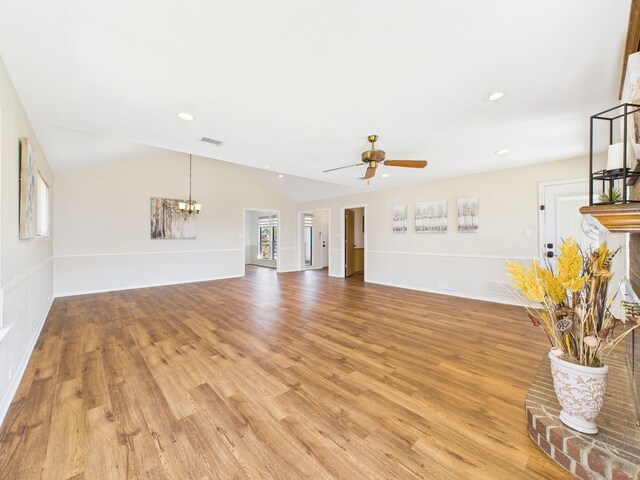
299, 156, 604, 304
0, 56, 54, 425
54, 154, 297, 295
244, 210, 253, 264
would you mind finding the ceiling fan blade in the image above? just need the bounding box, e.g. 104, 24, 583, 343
383, 160, 428, 168
361, 166, 377, 180
322, 163, 363, 173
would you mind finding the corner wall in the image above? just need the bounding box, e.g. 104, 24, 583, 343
299, 156, 601, 303
0, 57, 54, 424
53, 154, 297, 296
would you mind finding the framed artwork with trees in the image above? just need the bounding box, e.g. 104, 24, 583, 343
457, 197, 478, 233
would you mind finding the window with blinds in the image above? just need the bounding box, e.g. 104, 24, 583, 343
304, 215, 314, 227
258, 215, 278, 260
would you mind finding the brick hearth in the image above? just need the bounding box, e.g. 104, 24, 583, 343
525, 354, 640, 480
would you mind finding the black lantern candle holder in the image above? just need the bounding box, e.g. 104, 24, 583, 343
589, 103, 640, 205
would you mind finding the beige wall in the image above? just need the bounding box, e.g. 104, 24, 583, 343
54, 154, 297, 295
0, 56, 54, 423
299, 155, 603, 303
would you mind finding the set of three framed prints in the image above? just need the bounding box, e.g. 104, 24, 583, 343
392, 197, 478, 234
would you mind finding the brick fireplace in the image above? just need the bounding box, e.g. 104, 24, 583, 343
526, 355, 639, 479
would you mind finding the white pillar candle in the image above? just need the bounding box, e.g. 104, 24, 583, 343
606, 142, 633, 171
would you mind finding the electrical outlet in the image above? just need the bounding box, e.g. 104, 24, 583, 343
436, 283, 451, 290
8, 366, 13, 380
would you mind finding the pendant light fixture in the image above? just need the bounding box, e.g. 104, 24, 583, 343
178, 154, 202, 215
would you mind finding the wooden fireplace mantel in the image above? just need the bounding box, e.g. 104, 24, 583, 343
579, 204, 640, 232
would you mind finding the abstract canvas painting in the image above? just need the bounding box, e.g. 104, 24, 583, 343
622, 51, 640, 160
415, 200, 447, 233
392, 204, 408, 233
150, 197, 196, 239
19, 137, 36, 239
457, 197, 479, 233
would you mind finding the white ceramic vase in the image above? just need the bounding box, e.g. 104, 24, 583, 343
548, 351, 609, 434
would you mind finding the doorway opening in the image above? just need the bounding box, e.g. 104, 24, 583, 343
342, 205, 366, 278
243, 208, 280, 273
304, 214, 313, 266
298, 209, 330, 271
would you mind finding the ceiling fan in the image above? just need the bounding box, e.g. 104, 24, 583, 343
323, 135, 428, 180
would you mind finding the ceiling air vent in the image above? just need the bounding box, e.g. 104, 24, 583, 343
200, 136, 225, 147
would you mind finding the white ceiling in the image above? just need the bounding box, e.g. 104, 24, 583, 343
0, 0, 630, 194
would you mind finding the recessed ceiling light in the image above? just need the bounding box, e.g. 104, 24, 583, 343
381, 173, 389, 178
177, 112, 195, 121
487, 92, 505, 102
278, 174, 284, 178
495, 148, 510, 155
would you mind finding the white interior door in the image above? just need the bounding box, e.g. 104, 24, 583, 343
540, 180, 599, 266
321, 214, 329, 267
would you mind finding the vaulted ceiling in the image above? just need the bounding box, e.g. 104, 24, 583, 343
0, 0, 630, 192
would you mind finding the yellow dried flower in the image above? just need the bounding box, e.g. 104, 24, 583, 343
504, 240, 627, 367
557, 238, 587, 292
506, 260, 544, 302
507, 259, 566, 305
534, 263, 566, 304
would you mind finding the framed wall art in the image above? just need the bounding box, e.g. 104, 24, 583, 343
457, 197, 478, 233
150, 197, 196, 239
621, 51, 640, 161
392, 204, 408, 233
415, 200, 447, 233
19, 137, 36, 239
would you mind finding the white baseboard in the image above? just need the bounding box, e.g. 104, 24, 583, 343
55, 274, 244, 297
0, 295, 53, 427
365, 278, 523, 306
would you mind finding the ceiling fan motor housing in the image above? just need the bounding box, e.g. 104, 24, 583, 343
362, 149, 385, 163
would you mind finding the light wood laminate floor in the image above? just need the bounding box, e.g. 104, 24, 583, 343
0, 266, 573, 479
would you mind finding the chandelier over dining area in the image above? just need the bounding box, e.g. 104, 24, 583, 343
178, 154, 202, 215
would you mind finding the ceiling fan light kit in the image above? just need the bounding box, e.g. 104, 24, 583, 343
323, 134, 428, 181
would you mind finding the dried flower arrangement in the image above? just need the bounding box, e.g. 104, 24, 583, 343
506, 238, 640, 367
